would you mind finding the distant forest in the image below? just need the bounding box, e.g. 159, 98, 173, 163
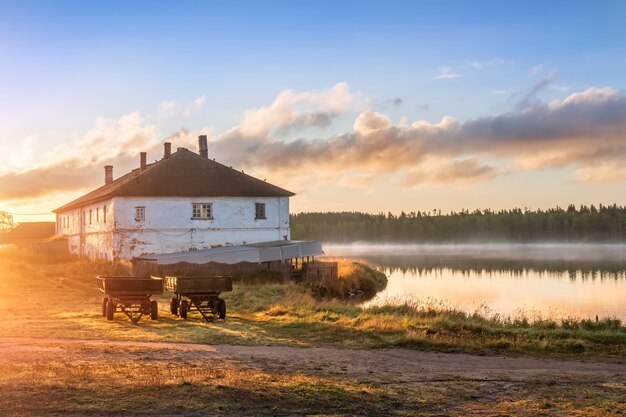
290, 205, 626, 242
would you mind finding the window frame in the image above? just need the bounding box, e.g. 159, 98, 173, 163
255, 202, 266, 220
134, 206, 145, 222
191, 203, 213, 220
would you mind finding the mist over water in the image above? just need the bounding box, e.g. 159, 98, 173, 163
324, 242, 626, 261
322, 243, 626, 321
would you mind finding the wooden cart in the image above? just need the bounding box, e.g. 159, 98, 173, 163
97, 276, 164, 324
165, 276, 233, 322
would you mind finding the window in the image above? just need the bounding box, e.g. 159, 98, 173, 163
89, 209, 92, 224
82, 211, 86, 225
103, 205, 107, 223
135, 206, 145, 222
192, 203, 212, 219
255, 202, 266, 219
96, 208, 99, 222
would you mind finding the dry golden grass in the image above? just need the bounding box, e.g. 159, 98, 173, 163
330, 257, 360, 276
2, 342, 625, 416
0, 346, 391, 416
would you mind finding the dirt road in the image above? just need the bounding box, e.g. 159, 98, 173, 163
3, 336, 625, 382
2, 337, 625, 416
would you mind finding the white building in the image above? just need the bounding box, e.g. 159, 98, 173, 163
53, 137, 293, 261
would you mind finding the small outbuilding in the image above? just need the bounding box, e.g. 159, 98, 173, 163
0, 221, 55, 244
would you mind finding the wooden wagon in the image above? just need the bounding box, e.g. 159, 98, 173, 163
97, 276, 164, 324
165, 276, 233, 322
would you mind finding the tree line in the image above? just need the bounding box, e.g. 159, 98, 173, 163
290, 205, 626, 242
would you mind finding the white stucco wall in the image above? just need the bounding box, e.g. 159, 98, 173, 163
57, 196, 290, 260
55, 199, 116, 260
111, 196, 290, 259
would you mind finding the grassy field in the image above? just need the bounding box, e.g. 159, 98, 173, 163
1, 245, 626, 416
0, 245, 624, 355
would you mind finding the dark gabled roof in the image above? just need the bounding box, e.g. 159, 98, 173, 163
54, 148, 294, 212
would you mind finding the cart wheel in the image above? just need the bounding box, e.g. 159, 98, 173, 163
150, 300, 158, 320
170, 297, 179, 315
180, 300, 188, 319
101, 297, 108, 316
217, 298, 226, 319
106, 300, 115, 321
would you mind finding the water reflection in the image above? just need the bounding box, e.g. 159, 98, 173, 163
323, 244, 626, 321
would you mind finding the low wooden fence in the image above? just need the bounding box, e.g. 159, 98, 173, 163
133, 258, 338, 282
302, 260, 338, 281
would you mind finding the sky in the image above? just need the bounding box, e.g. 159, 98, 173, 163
1, 0, 626, 222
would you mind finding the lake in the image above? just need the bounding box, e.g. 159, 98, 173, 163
323, 243, 626, 321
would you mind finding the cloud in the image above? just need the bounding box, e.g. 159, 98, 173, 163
549, 84, 572, 92
212, 86, 626, 187
434, 66, 464, 80
404, 158, 498, 186
0, 83, 358, 201
183, 95, 206, 117
435, 59, 509, 81
230, 82, 358, 137
157, 96, 207, 118
157, 100, 177, 117
530, 65, 544, 75
512, 69, 558, 111
7, 134, 38, 171
2, 83, 626, 202
393, 98, 403, 106
0, 113, 159, 201
467, 59, 510, 70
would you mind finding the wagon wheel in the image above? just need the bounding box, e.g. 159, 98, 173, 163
106, 300, 115, 321
180, 300, 188, 319
170, 297, 179, 315
217, 298, 226, 320
101, 297, 108, 316
150, 300, 158, 320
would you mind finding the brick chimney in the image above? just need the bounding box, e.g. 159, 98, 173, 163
140, 152, 147, 171
104, 165, 113, 185
198, 135, 208, 159
164, 142, 172, 159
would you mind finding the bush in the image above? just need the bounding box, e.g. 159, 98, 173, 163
309, 261, 387, 299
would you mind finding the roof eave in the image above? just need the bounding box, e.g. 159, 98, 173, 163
53, 195, 114, 213
53, 191, 295, 213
